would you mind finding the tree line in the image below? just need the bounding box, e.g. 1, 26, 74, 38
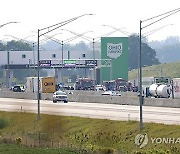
0, 40, 32, 51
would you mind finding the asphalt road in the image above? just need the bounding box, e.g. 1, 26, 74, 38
0, 98, 179, 125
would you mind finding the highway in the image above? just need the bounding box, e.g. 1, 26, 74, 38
0, 98, 179, 125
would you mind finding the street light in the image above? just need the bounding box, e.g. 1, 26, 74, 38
37, 14, 93, 120
139, 8, 180, 130
59, 29, 97, 88
60, 29, 93, 81
44, 30, 93, 82
102, 24, 132, 36
0, 22, 19, 28
0, 22, 19, 88
142, 24, 174, 37
92, 29, 129, 87
4, 34, 34, 41
4, 34, 38, 76
61, 28, 123, 88
60, 29, 93, 59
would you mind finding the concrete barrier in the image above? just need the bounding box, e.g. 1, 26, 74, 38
144, 97, 180, 108
0, 90, 179, 108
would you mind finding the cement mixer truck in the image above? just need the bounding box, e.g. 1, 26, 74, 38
149, 83, 171, 98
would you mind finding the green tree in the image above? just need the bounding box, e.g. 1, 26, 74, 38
149, 36, 180, 63
0, 42, 6, 51
128, 34, 160, 70
75, 41, 89, 50
6, 40, 32, 51
0, 40, 45, 84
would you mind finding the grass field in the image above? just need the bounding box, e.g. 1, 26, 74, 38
128, 61, 180, 80
0, 111, 180, 153
0, 143, 81, 154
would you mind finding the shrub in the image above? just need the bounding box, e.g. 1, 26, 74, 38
15, 137, 22, 146
0, 118, 8, 129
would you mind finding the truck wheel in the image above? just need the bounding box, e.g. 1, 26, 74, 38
64, 101, 68, 103
53, 100, 57, 103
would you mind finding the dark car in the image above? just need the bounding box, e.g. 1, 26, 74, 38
11, 85, 24, 92
102, 91, 121, 96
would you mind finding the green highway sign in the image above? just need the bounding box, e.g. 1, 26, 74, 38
64, 60, 76, 64
101, 37, 128, 83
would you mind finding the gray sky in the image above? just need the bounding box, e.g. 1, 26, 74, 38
0, 0, 180, 43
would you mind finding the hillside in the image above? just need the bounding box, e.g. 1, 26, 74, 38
128, 61, 180, 80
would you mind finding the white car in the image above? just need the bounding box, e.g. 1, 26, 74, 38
53, 91, 68, 103
95, 85, 104, 91
102, 91, 121, 96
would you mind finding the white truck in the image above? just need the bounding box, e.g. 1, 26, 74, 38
149, 83, 171, 98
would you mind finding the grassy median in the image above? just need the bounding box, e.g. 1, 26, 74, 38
0, 111, 180, 153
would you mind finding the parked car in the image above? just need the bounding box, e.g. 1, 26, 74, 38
53, 91, 68, 103
102, 91, 121, 96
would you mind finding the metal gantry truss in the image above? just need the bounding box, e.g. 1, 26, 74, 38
28, 59, 112, 69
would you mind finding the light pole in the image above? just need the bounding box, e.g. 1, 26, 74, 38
91, 29, 129, 86
61, 28, 123, 88
44, 30, 93, 83
37, 14, 93, 120
7, 50, 10, 88
60, 29, 97, 88
32, 43, 36, 76
61, 40, 64, 82
139, 20, 143, 130
48, 29, 93, 82
34, 32, 63, 76
139, 8, 180, 130
4, 34, 37, 76
0, 22, 19, 88
92, 38, 96, 87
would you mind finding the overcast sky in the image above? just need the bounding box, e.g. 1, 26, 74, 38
0, 0, 180, 43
